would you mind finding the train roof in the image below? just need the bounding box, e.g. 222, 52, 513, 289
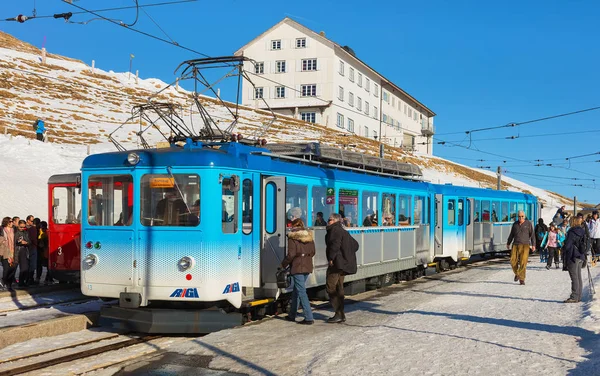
47, 173, 80, 184
433, 183, 537, 200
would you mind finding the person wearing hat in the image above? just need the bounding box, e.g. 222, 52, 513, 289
588, 211, 600, 263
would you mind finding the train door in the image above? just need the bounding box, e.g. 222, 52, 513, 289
434, 194, 443, 255
241, 173, 259, 289
260, 176, 286, 292
48, 174, 81, 282
466, 198, 474, 254
442, 196, 465, 259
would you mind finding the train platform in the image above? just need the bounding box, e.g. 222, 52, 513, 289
95, 258, 600, 376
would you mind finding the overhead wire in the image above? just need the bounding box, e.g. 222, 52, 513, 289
62, 0, 209, 57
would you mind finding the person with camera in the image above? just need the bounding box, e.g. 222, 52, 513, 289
280, 218, 316, 325
14, 220, 31, 288
562, 217, 587, 303
1, 217, 17, 290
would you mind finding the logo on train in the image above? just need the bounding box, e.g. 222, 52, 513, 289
223, 282, 240, 294
169, 288, 199, 298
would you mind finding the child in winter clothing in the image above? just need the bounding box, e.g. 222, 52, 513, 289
541, 223, 564, 269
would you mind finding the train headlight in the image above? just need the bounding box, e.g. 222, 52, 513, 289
178, 256, 195, 272
127, 152, 140, 165
84, 254, 98, 269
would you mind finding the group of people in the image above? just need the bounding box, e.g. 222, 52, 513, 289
280, 213, 358, 325
0, 215, 51, 291
508, 205, 598, 303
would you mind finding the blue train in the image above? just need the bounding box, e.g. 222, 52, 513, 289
80, 140, 538, 332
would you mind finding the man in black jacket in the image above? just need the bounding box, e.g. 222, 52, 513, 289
325, 213, 358, 323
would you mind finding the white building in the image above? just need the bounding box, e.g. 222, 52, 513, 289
235, 18, 436, 155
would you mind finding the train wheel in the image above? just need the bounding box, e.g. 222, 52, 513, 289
440, 259, 450, 271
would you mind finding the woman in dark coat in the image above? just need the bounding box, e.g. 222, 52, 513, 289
281, 218, 316, 325
562, 217, 587, 303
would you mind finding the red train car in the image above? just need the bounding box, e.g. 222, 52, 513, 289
48, 173, 81, 283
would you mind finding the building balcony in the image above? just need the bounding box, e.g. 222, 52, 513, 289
421, 122, 435, 136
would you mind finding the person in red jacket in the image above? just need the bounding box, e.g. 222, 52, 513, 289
281, 218, 316, 325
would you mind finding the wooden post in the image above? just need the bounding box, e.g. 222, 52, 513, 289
41, 47, 47, 64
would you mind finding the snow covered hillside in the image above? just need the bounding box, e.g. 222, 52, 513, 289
0, 30, 575, 220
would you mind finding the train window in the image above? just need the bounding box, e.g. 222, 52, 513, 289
222, 176, 239, 234
52, 186, 81, 224
339, 188, 359, 227
362, 191, 378, 226
242, 179, 253, 235
501, 202, 509, 221
286, 184, 307, 226
517, 202, 526, 220
414, 196, 425, 225
382, 193, 396, 226
481, 201, 490, 222
491, 201, 500, 222
140, 174, 200, 227
458, 199, 464, 226
265, 182, 277, 234
312, 186, 334, 227
474, 200, 481, 223
527, 203, 533, 220
510, 202, 517, 221
88, 175, 133, 226
447, 199, 456, 225
398, 194, 411, 225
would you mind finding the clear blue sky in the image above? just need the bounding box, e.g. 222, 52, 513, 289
2, 0, 599, 204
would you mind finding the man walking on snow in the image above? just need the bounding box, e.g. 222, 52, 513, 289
507, 210, 535, 285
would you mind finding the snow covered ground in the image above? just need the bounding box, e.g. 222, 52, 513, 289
74, 258, 599, 376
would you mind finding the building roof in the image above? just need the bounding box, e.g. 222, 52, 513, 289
234, 17, 436, 117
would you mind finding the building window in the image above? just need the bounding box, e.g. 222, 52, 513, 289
348, 92, 354, 107
365, 101, 369, 115
339, 61, 345, 76
414, 111, 418, 121
358, 73, 363, 87
301, 84, 317, 97
398, 100, 402, 110
296, 38, 306, 48
392, 97, 395, 106
301, 112, 316, 123
275, 86, 285, 98
254, 62, 264, 74
347, 118, 354, 133
275, 60, 286, 73
338, 86, 344, 101
364, 126, 369, 137
357, 97, 362, 112
349, 67, 355, 82
404, 104, 407, 115
383, 91, 389, 103
271, 40, 281, 50
408, 108, 412, 117
374, 106, 378, 119
255, 87, 263, 99
336, 113, 344, 128
365, 78, 370, 92
374, 83, 379, 97
302, 59, 317, 71
383, 114, 388, 123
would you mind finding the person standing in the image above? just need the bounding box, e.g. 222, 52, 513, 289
535, 218, 548, 262
325, 213, 359, 323
1, 217, 17, 290
506, 210, 535, 285
14, 220, 30, 288
588, 211, 600, 263
34, 119, 46, 141
37, 221, 50, 284
25, 215, 38, 285
540, 223, 562, 269
281, 218, 316, 325
562, 217, 587, 303
314, 212, 327, 226
553, 205, 567, 226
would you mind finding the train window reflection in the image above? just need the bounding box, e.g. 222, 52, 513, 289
362, 191, 378, 226
381, 193, 396, 226
398, 195, 411, 225
482, 201, 490, 222
501, 202, 509, 221
222, 176, 238, 234
447, 199, 456, 225
312, 186, 334, 227
492, 201, 500, 222
339, 188, 359, 227
88, 175, 133, 226
458, 199, 464, 226
53, 187, 81, 224
474, 200, 481, 223
510, 202, 517, 221
286, 184, 307, 226
140, 174, 199, 227
242, 179, 253, 235
414, 196, 425, 225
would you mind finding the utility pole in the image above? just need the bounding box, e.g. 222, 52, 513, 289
496, 166, 502, 190
378, 82, 383, 158
574, 196, 577, 217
